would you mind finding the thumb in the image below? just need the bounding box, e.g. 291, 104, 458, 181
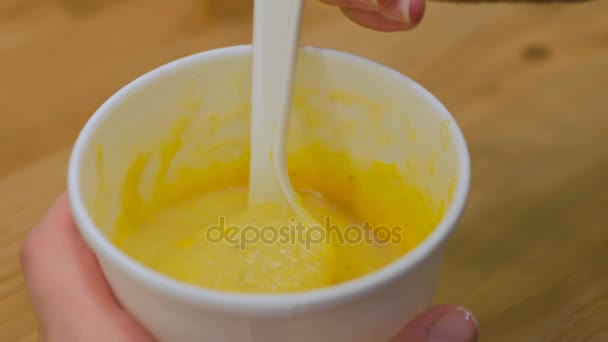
20, 192, 152, 341
392, 305, 478, 342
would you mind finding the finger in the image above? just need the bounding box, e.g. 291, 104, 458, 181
340, 7, 414, 32
319, 0, 379, 11
431, 0, 590, 2
320, 0, 425, 31
391, 305, 479, 342
20, 192, 151, 341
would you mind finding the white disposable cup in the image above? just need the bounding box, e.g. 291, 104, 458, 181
68, 45, 470, 342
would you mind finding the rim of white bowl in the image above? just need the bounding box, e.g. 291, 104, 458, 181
68, 44, 471, 317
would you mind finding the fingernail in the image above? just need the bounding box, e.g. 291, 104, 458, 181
380, 0, 411, 23
428, 308, 479, 342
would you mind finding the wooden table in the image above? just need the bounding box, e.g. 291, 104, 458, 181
2, 0, 607, 340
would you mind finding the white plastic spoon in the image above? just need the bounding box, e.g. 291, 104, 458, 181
248, 0, 308, 219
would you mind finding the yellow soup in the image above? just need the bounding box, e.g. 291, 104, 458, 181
112, 155, 436, 293
110, 112, 439, 294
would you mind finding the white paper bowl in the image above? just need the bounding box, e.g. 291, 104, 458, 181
68, 45, 470, 342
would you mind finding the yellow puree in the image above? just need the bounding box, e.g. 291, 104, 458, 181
111, 128, 438, 294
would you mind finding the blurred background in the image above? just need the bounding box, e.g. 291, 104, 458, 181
1, 0, 607, 340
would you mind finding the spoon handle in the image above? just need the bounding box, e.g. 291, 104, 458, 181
249, 0, 304, 204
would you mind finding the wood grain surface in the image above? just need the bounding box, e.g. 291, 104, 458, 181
1, 0, 607, 341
